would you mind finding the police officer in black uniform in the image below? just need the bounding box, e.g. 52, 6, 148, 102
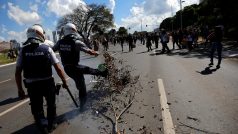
15, 24, 68, 134
53, 23, 107, 109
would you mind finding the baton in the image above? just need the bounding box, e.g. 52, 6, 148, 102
56, 83, 79, 108
65, 87, 79, 108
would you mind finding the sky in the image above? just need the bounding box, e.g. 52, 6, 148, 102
0, 0, 199, 43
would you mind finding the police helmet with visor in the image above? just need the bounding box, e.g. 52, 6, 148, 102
62, 23, 77, 37
27, 24, 45, 42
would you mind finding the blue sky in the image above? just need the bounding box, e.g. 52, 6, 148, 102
0, 0, 199, 42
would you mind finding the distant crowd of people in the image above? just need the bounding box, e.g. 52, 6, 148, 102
95, 25, 224, 68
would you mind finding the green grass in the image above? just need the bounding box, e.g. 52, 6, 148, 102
0, 53, 16, 65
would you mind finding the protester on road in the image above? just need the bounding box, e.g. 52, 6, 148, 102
207, 25, 224, 69
15, 24, 68, 134
154, 32, 159, 49
172, 31, 181, 50
120, 36, 124, 52
146, 33, 152, 52
128, 34, 134, 52
102, 36, 109, 51
160, 30, 171, 54
187, 31, 194, 51
53, 23, 108, 109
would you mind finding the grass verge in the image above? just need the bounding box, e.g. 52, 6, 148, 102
0, 53, 16, 65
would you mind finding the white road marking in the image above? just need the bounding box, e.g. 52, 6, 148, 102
0, 79, 11, 84
157, 79, 176, 134
0, 62, 16, 68
0, 78, 70, 117
0, 98, 30, 117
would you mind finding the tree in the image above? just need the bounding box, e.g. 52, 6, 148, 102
57, 4, 114, 45
117, 27, 128, 37
108, 29, 117, 39
160, 17, 173, 30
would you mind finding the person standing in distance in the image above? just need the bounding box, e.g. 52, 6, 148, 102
53, 23, 108, 109
207, 25, 224, 69
160, 29, 171, 54
15, 24, 68, 134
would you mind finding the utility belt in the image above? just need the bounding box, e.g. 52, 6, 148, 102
23, 76, 54, 88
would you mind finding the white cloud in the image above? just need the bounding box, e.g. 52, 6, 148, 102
109, 0, 116, 14
130, 6, 144, 16
118, 0, 199, 32
30, 4, 38, 12
7, 2, 41, 25
7, 30, 27, 43
47, 0, 87, 17
144, 0, 170, 15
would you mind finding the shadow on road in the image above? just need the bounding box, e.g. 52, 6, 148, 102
136, 50, 150, 54
12, 124, 41, 134
148, 48, 210, 59
196, 66, 219, 75
0, 97, 24, 106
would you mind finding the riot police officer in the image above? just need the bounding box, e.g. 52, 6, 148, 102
15, 24, 68, 134
53, 23, 107, 109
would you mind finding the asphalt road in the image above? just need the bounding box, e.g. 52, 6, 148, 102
0, 41, 238, 134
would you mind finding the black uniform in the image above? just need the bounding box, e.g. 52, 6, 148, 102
208, 26, 223, 68
54, 34, 106, 107
17, 39, 58, 133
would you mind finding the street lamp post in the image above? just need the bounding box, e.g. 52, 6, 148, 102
179, 0, 185, 30
171, 5, 174, 31
141, 19, 143, 32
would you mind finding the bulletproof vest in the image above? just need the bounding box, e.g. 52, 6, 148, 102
22, 43, 52, 79
58, 35, 79, 65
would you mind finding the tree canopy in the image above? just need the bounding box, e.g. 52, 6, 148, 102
159, 0, 238, 39
57, 4, 114, 44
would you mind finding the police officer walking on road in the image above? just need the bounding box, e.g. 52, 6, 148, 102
53, 23, 108, 109
15, 24, 68, 134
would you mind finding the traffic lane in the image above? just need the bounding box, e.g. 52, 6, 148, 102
111, 44, 164, 133
150, 49, 238, 133
0, 99, 37, 134
0, 62, 18, 113
0, 64, 15, 82
0, 79, 20, 113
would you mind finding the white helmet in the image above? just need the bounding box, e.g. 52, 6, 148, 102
27, 24, 45, 42
63, 23, 77, 36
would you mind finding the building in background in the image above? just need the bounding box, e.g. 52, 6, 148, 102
52, 31, 60, 43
